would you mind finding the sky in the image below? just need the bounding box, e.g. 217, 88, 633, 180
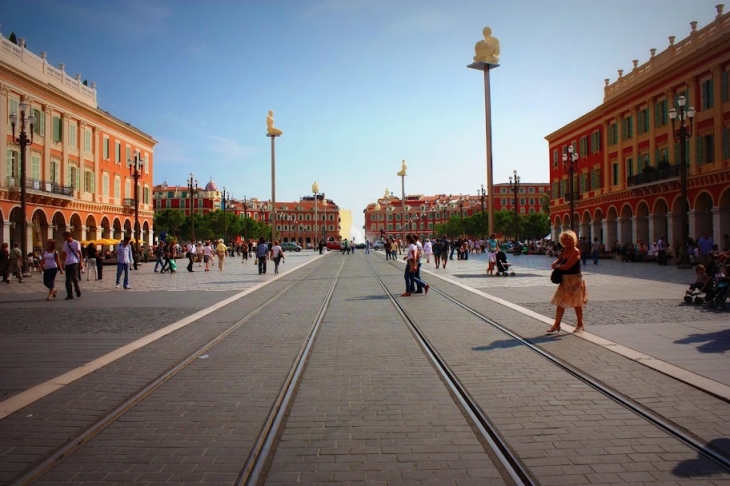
3, 0, 723, 237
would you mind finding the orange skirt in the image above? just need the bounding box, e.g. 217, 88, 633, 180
551, 273, 588, 308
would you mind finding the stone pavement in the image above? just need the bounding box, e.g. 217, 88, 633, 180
392, 249, 730, 388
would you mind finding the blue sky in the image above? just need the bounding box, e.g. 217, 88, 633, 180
3, 0, 722, 237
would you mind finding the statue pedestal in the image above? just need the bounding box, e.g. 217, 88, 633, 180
466, 62, 500, 71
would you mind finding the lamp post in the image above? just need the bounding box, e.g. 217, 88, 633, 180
478, 185, 487, 241
562, 146, 578, 232
669, 94, 695, 269
127, 151, 145, 270
509, 170, 521, 251
322, 193, 327, 243
187, 174, 198, 242
9, 100, 36, 276
221, 186, 229, 243
241, 196, 250, 244
397, 160, 407, 239
312, 181, 319, 249
266, 110, 282, 245
459, 194, 465, 238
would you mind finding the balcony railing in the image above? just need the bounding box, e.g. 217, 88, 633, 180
123, 198, 136, 207
6, 177, 74, 197
627, 164, 680, 187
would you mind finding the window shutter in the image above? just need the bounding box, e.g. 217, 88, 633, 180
723, 128, 730, 160
52, 117, 59, 142
709, 80, 714, 108
701, 82, 707, 110
723, 71, 729, 103
695, 136, 703, 166
654, 103, 660, 128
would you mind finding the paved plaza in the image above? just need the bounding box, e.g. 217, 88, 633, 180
0, 248, 729, 485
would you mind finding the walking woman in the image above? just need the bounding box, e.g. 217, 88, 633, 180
547, 230, 588, 333
39, 239, 63, 300
271, 240, 284, 274
486, 233, 498, 275
432, 238, 442, 268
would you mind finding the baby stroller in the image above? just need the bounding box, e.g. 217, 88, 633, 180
495, 250, 515, 276
708, 277, 730, 309
684, 280, 711, 304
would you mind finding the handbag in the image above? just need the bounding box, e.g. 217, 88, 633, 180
550, 268, 563, 284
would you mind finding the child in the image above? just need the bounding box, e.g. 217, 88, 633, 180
687, 264, 710, 293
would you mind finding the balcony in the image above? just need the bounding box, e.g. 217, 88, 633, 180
6, 177, 74, 197
123, 198, 136, 207
627, 164, 680, 187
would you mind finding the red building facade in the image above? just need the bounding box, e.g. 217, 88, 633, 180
546, 6, 730, 248
493, 182, 549, 214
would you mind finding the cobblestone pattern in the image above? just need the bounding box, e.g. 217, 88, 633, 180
0, 267, 321, 484
366, 258, 730, 484
35, 258, 344, 485
522, 300, 729, 327
264, 257, 507, 485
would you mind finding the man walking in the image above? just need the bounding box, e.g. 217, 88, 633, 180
116, 236, 133, 289
591, 237, 601, 265
61, 231, 83, 299
216, 239, 227, 271
256, 237, 269, 274
186, 241, 195, 272
657, 235, 667, 265
412, 235, 429, 294
0, 242, 10, 283
365, 240, 370, 254
9, 243, 23, 283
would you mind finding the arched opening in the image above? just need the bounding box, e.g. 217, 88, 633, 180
112, 218, 122, 241
31, 209, 49, 252
580, 210, 592, 241
670, 195, 687, 249
717, 188, 730, 248
692, 192, 714, 240
8, 206, 23, 250
552, 215, 562, 241
605, 206, 618, 247
635, 201, 650, 246
69, 213, 83, 242
650, 198, 669, 249
143, 221, 150, 246
561, 214, 571, 236
0, 207, 5, 246
619, 204, 633, 245
592, 208, 604, 245
51, 211, 67, 249
85, 214, 98, 243
101, 216, 111, 239
123, 219, 132, 239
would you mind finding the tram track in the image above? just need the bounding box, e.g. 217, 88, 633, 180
6, 257, 344, 486
372, 255, 730, 477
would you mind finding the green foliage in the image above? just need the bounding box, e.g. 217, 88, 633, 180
8, 32, 17, 44
540, 193, 551, 216
153, 209, 185, 237
520, 212, 551, 240
433, 209, 548, 241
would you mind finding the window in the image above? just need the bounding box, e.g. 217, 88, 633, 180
590, 129, 601, 153
674, 141, 691, 165
637, 108, 649, 134
9, 98, 19, 121
115, 142, 121, 163
590, 169, 602, 190
701, 78, 714, 110
31, 153, 41, 180
559, 180, 566, 198
125, 179, 131, 198
32, 108, 44, 136
579, 173, 587, 193
103, 137, 110, 159
552, 182, 558, 199
621, 115, 633, 140
114, 177, 120, 199
156, 200, 161, 209
529, 198, 535, 205
529, 208, 535, 214
655, 99, 669, 127
84, 129, 91, 152
69, 123, 77, 148
579, 136, 588, 157
102, 173, 109, 196
520, 198, 526, 205
166, 199, 171, 208
69, 166, 79, 190
723, 128, 730, 160
612, 162, 618, 185
84, 170, 95, 193
696, 134, 715, 165
723, 71, 729, 103
52, 116, 63, 142
500, 187, 507, 194
528, 187, 534, 193
552, 149, 558, 167
50, 160, 59, 183
637, 153, 649, 172
625, 157, 634, 178
126, 146, 131, 162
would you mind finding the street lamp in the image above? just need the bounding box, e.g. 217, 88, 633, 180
478, 185, 487, 241
459, 194, 464, 237
127, 151, 146, 270
669, 94, 695, 269
241, 196, 250, 243
312, 181, 319, 249
509, 170, 521, 251
9, 100, 36, 276
187, 174, 198, 242
221, 186, 229, 243
322, 192, 327, 242
397, 160, 407, 239
562, 146, 578, 232
266, 110, 282, 245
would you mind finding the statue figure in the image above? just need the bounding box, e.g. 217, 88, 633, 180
266, 110, 283, 136
397, 159, 407, 176
473, 26, 500, 64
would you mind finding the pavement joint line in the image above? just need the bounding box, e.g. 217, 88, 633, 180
400, 258, 730, 402
0, 253, 327, 421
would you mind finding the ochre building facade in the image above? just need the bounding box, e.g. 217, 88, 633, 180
546, 6, 730, 248
1, 33, 155, 249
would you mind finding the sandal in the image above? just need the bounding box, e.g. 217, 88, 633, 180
573, 325, 585, 333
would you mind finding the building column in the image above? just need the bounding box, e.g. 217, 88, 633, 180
92, 126, 100, 203
688, 210, 700, 241
80, 225, 87, 242
580, 219, 591, 240
0, 84, 8, 184
602, 219, 616, 247
666, 212, 682, 250
60, 112, 69, 188
713, 208, 729, 244
2, 221, 10, 246
95, 226, 102, 241
552, 223, 561, 241
42, 105, 52, 181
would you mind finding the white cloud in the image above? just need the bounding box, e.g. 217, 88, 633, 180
154, 137, 194, 165
209, 136, 259, 163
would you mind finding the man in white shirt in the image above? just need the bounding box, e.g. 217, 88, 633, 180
61, 231, 83, 300
116, 236, 133, 289
186, 241, 195, 272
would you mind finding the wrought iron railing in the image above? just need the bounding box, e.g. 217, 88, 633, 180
6, 177, 74, 196
627, 164, 680, 187
123, 198, 136, 207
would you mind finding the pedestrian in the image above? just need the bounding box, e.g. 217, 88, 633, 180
166, 241, 177, 273
186, 241, 195, 272
423, 238, 433, 263
433, 238, 442, 268
0, 242, 9, 283
116, 236, 133, 289
271, 240, 284, 274
384, 239, 392, 261
61, 231, 83, 300
85, 242, 98, 281
154, 242, 164, 272
202, 241, 212, 271
547, 230, 587, 333
579, 237, 590, 266
697, 232, 714, 265
216, 239, 227, 271
256, 237, 269, 274
412, 235, 429, 294
9, 243, 23, 282
241, 241, 249, 262
39, 239, 63, 301
448, 235, 456, 260
486, 233, 498, 275
657, 235, 667, 266
591, 238, 601, 265
196, 242, 204, 267
441, 237, 450, 269
401, 234, 417, 297
365, 240, 371, 254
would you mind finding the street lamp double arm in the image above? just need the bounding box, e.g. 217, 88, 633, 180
509, 170, 521, 245
312, 181, 319, 247
478, 185, 487, 241
562, 146, 578, 232
127, 151, 146, 269
669, 94, 695, 268
221, 186, 229, 243
187, 174, 198, 242
9, 101, 36, 275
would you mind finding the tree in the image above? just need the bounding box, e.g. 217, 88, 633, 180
154, 209, 185, 237
520, 212, 551, 240
8, 32, 18, 45
493, 210, 515, 238
540, 193, 551, 216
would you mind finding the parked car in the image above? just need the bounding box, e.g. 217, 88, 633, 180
373, 240, 385, 251
281, 242, 302, 252
326, 240, 341, 250
355, 243, 366, 249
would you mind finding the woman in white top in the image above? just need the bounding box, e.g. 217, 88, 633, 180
271, 240, 285, 274
423, 239, 433, 263
39, 239, 63, 301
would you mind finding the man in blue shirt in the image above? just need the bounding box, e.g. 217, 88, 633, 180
697, 232, 714, 265
256, 237, 269, 275
116, 236, 133, 289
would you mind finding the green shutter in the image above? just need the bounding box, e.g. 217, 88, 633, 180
723, 71, 729, 103
701, 81, 708, 110
696, 136, 703, 166
654, 103, 660, 128
723, 128, 730, 160
52, 116, 59, 142
708, 80, 714, 108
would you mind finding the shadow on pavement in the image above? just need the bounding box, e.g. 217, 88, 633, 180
472, 334, 562, 351
346, 295, 389, 301
672, 438, 730, 478
674, 329, 730, 354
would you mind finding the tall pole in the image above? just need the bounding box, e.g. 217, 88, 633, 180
479, 185, 486, 241
670, 95, 694, 269
562, 146, 577, 233
312, 181, 319, 249
509, 170, 520, 246
322, 193, 327, 242
398, 160, 407, 239
222, 187, 227, 243
127, 151, 144, 270
269, 136, 277, 244
10, 102, 36, 277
